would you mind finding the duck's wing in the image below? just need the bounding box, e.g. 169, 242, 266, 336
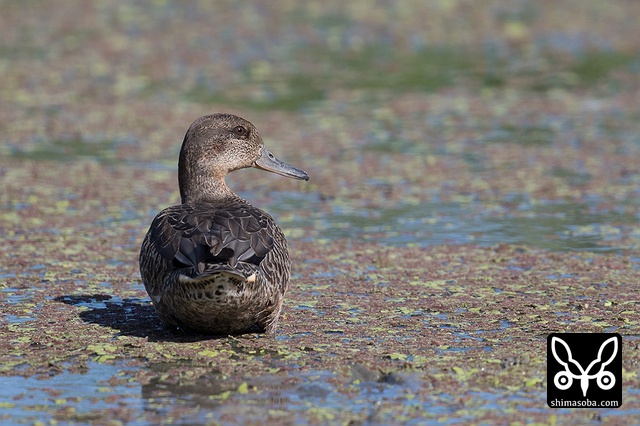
144, 202, 276, 278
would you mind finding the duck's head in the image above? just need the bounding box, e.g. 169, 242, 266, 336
178, 113, 309, 203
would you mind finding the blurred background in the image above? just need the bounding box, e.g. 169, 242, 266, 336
2, 0, 639, 252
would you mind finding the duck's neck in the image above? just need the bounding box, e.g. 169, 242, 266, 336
179, 176, 238, 204
178, 163, 238, 204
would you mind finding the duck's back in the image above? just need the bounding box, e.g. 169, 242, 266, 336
139, 199, 290, 334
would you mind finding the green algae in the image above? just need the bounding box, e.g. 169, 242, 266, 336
570, 51, 640, 85
9, 138, 119, 163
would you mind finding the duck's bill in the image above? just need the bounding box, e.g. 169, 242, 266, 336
254, 148, 309, 181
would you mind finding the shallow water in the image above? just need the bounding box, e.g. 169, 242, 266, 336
1, 363, 141, 424
3, 361, 640, 425
262, 191, 638, 253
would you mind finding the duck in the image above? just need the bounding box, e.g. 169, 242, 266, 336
139, 113, 309, 335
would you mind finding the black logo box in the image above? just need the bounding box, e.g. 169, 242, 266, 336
547, 333, 622, 408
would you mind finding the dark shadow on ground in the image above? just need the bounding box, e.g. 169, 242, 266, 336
54, 294, 226, 342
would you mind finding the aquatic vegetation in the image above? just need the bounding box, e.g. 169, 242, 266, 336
1, 1, 640, 424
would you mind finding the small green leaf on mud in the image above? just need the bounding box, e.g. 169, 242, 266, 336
387, 353, 408, 360
87, 343, 117, 355
94, 355, 116, 363
237, 382, 249, 394
524, 377, 542, 387
211, 391, 231, 400
197, 349, 220, 357
452, 366, 478, 380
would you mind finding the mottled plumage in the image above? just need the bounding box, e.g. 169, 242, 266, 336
139, 113, 308, 335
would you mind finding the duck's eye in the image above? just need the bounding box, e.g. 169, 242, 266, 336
233, 126, 248, 137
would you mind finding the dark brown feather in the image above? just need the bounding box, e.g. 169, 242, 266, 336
148, 200, 276, 271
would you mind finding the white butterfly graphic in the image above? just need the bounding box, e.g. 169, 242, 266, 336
551, 336, 617, 397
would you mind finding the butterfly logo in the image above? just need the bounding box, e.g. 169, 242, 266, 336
551, 336, 618, 397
